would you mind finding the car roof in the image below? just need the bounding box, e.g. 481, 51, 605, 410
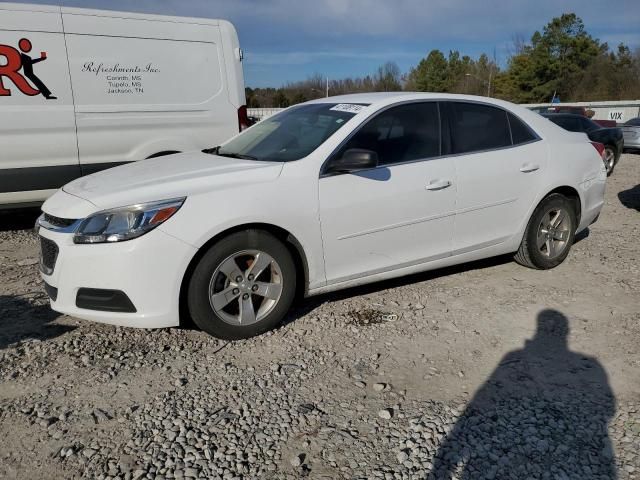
301, 92, 575, 141
305, 91, 516, 109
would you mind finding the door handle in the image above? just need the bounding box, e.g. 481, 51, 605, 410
520, 163, 540, 173
425, 179, 452, 191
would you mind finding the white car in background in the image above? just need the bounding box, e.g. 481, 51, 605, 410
37, 93, 607, 339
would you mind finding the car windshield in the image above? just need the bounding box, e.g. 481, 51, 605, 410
624, 118, 640, 126
214, 103, 367, 162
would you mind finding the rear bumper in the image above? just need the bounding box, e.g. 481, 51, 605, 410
38, 226, 197, 329
577, 170, 606, 233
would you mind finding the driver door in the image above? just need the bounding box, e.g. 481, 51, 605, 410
318, 102, 457, 285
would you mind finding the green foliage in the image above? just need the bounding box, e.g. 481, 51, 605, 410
403, 48, 498, 95
407, 50, 449, 92
496, 13, 614, 102
272, 89, 290, 108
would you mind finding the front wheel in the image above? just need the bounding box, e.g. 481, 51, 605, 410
514, 194, 577, 270
187, 230, 297, 340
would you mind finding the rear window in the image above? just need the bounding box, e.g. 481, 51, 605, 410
549, 116, 582, 132
449, 102, 512, 154
508, 112, 537, 145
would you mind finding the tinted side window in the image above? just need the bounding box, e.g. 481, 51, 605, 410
336, 102, 440, 165
508, 112, 537, 145
449, 102, 511, 154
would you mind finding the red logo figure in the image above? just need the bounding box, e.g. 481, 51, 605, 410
0, 38, 56, 99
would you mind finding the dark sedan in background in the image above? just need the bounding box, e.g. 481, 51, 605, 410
542, 113, 624, 175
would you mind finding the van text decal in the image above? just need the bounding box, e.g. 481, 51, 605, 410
81, 61, 160, 95
0, 38, 56, 99
81, 62, 160, 76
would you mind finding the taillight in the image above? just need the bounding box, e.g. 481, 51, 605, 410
590, 141, 605, 160
238, 105, 249, 132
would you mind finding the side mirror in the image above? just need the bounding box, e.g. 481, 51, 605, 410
327, 149, 379, 174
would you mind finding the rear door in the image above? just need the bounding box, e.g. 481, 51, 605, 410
444, 102, 547, 253
0, 6, 78, 201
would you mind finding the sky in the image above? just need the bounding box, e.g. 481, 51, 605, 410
4, 0, 640, 87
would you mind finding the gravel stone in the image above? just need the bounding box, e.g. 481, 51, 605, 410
378, 409, 393, 420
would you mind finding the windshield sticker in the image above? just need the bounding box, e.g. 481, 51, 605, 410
330, 103, 366, 114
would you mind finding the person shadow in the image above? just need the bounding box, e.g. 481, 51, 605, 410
428, 309, 617, 480
618, 184, 640, 212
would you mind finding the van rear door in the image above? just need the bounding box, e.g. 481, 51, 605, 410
0, 4, 79, 204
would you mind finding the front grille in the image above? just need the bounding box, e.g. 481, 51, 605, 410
40, 237, 59, 275
43, 213, 76, 229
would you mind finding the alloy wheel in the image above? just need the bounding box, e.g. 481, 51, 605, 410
536, 208, 572, 259
209, 250, 283, 326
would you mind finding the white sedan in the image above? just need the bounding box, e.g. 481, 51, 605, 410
37, 93, 607, 339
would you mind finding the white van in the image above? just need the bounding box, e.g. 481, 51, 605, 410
0, 3, 247, 208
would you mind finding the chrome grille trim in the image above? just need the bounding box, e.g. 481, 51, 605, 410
37, 213, 82, 233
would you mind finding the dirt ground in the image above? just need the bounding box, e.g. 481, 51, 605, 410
0, 154, 639, 479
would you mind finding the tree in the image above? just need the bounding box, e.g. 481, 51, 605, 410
446, 50, 472, 92
374, 62, 402, 91
406, 49, 449, 92
498, 13, 605, 102
273, 89, 290, 108
291, 92, 308, 105
245, 87, 260, 108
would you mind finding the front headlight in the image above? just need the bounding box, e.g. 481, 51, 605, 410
73, 198, 185, 244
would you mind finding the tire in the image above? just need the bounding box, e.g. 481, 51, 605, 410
187, 230, 297, 340
514, 194, 577, 270
603, 145, 616, 176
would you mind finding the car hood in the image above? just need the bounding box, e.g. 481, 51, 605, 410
63, 152, 284, 209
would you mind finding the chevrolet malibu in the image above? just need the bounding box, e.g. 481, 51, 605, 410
37, 93, 607, 339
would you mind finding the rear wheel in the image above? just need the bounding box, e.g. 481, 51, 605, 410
515, 194, 577, 269
187, 230, 296, 340
603, 146, 616, 176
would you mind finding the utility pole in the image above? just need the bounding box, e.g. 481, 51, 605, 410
326, 76, 329, 97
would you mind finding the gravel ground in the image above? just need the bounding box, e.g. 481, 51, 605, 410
1, 154, 639, 480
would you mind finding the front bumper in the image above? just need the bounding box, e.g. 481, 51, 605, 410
38, 225, 197, 329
